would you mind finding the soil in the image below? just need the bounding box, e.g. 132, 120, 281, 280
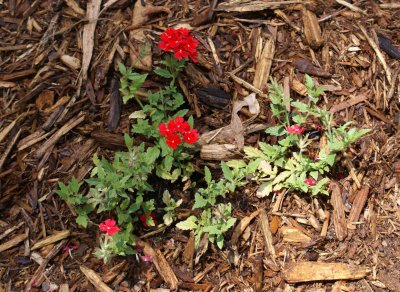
1, 0, 400, 291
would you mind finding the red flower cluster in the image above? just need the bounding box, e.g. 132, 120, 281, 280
99, 219, 119, 236
159, 117, 199, 149
286, 124, 306, 134
158, 27, 199, 62
304, 179, 316, 186
140, 213, 157, 228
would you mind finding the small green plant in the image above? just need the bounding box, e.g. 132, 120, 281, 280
242, 75, 370, 197
162, 190, 182, 226
177, 161, 257, 248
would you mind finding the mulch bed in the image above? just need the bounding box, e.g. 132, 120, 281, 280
1, 0, 400, 291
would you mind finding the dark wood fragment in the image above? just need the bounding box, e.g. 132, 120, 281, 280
294, 58, 331, 77
195, 87, 231, 109
108, 78, 121, 131
378, 34, 400, 59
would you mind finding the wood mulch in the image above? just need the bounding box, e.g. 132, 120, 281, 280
1, 0, 400, 291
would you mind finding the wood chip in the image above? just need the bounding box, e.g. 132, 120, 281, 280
347, 187, 369, 228
31, 230, 70, 251
259, 209, 276, 259
80, 266, 113, 292
330, 182, 347, 241
0, 233, 27, 253
280, 226, 311, 243
253, 31, 276, 90
283, 262, 367, 283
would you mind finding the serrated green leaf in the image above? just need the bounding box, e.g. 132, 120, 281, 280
76, 214, 89, 228
193, 193, 208, 209
256, 181, 273, 198
176, 216, 198, 230
154, 68, 172, 79
129, 110, 146, 119
291, 101, 308, 113
265, 125, 285, 136
117, 62, 127, 76
221, 161, 233, 181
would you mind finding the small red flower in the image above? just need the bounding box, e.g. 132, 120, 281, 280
173, 117, 191, 133
158, 27, 199, 62
286, 124, 306, 134
183, 129, 199, 145
315, 124, 322, 131
314, 156, 319, 162
158, 123, 169, 136
305, 179, 316, 186
141, 254, 153, 263
166, 133, 182, 149
63, 242, 79, 253
99, 219, 119, 236
140, 213, 157, 228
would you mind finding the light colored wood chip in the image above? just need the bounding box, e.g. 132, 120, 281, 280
31, 230, 70, 251
283, 262, 367, 283
281, 226, 311, 243
80, 266, 113, 292
331, 182, 347, 241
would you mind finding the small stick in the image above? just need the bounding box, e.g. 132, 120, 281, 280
358, 23, 392, 84
336, 0, 367, 15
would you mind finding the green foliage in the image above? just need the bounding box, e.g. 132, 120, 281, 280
57, 50, 197, 263
242, 75, 370, 197
176, 161, 258, 249
162, 190, 182, 226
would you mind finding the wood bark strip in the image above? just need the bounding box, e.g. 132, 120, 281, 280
80, 266, 113, 292
215, 0, 303, 12
0, 127, 21, 172
31, 230, 70, 251
283, 262, 367, 283
35, 112, 86, 159
330, 182, 347, 241
79, 0, 102, 82
259, 209, 276, 260
231, 210, 260, 246
0, 233, 27, 253
135, 237, 178, 290
347, 186, 369, 227
301, 6, 323, 48
329, 91, 369, 113
253, 31, 276, 90
358, 23, 392, 84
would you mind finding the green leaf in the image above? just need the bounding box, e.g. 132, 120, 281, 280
291, 101, 308, 113
193, 193, 208, 209
221, 161, 233, 182
117, 62, 127, 76
256, 181, 273, 198
129, 110, 146, 119
204, 166, 212, 184
76, 214, 89, 228
265, 125, 285, 136
154, 68, 172, 79
176, 216, 198, 230
244, 146, 264, 159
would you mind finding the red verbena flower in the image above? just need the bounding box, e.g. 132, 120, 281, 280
183, 129, 199, 145
140, 213, 157, 228
99, 219, 119, 236
286, 124, 306, 134
314, 156, 319, 161
315, 124, 322, 131
173, 116, 191, 133
141, 254, 153, 263
166, 133, 182, 149
304, 179, 316, 186
158, 27, 199, 62
63, 242, 79, 254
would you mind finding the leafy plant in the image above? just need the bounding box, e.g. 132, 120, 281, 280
243, 75, 370, 197
162, 190, 182, 226
56, 28, 201, 263
177, 161, 258, 249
